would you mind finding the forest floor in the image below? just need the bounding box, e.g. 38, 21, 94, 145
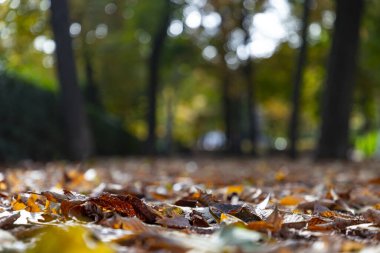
0, 157, 380, 252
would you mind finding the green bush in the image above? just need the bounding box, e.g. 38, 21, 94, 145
0, 72, 141, 161
87, 106, 141, 156
0, 73, 64, 161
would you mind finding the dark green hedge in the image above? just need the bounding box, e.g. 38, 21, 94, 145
0, 72, 140, 162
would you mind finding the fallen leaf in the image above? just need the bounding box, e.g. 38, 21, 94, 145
363, 209, 380, 226
190, 211, 209, 227
0, 213, 21, 229
340, 241, 364, 252
220, 213, 246, 225
115, 232, 188, 252
157, 216, 191, 229
11, 195, 27, 211
279, 195, 302, 206
27, 226, 113, 253
226, 185, 244, 196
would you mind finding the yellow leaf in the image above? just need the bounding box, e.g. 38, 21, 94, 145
12, 201, 27, 211
220, 213, 246, 225
226, 185, 244, 195
292, 209, 302, 214
374, 203, 380, 210
27, 226, 114, 253
340, 241, 364, 252
44, 199, 50, 211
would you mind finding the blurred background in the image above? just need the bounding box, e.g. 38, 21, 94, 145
0, 0, 378, 162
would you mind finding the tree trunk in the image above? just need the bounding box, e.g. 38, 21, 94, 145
164, 94, 173, 154
84, 48, 102, 108
146, 1, 171, 155
221, 67, 241, 154
222, 69, 232, 152
240, 4, 258, 155
288, 0, 311, 159
243, 60, 257, 154
316, 0, 364, 159
50, 0, 93, 160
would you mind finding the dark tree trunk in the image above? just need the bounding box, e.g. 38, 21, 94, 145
50, 0, 93, 160
221, 67, 241, 154
164, 95, 173, 154
241, 5, 258, 155
243, 60, 257, 154
222, 69, 232, 152
316, 0, 364, 159
84, 49, 102, 108
146, 1, 171, 155
288, 0, 311, 159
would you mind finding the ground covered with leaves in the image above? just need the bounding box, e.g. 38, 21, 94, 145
0, 157, 380, 252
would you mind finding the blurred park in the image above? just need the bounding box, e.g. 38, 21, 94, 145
0, 0, 378, 162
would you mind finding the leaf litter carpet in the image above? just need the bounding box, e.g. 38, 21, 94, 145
0, 157, 380, 252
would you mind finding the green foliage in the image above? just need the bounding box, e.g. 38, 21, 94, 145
0, 72, 140, 161
0, 72, 63, 161
87, 106, 142, 155
354, 131, 378, 158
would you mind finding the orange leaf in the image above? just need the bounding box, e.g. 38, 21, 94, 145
275, 171, 287, 181
279, 196, 302, 206
307, 217, 333, 231
320, 210, 338, 218
247, 220, 274, 231
11, 195, 26, 211
26, 193, 41, 212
